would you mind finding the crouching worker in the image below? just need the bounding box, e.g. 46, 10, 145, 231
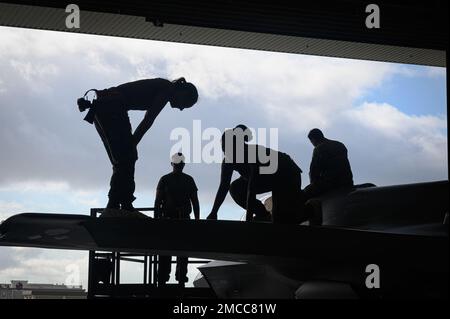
207, 125, 305, 224
154, 152, 200, 286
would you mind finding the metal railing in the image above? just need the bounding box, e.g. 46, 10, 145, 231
87, 207, 210, 298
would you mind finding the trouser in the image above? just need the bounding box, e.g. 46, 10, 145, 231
303, 181, 332, 201
158, 211, 190, 284
158, 255, 189, 284
93, 97, 137, 208
303, 180, 353, 201
229, 157, 304, 224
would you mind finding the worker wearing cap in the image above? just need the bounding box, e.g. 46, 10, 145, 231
154, 152, 200, 286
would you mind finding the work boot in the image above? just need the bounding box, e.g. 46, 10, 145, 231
100, 207, 149, 218
206, 212, 217, 220
176, 275, 189, 284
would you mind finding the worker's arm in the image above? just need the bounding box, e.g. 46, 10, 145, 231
207, 163, 233, 219
154, 179, 164, 218
133, 105, 164, 145
245, 165, 257, 221
190, 191, 200, 220
133, 83, 172, 145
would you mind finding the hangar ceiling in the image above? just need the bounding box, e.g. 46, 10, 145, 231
0, 1, 447, 66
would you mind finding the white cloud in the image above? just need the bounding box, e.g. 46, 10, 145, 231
0, 181, 70, 193
347, 102, 446, 140
72, 191, 101, 208
10, 60, 59, 81
0, 248, 88, 286
330, 102, 448, 185
0, 78, 5, 94
0, 26, 400, 130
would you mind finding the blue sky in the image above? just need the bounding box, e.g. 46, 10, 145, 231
357, 65, 447, 116
0, 26, 447, 287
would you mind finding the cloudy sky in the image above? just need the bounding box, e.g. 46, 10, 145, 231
0, 26, 447, 288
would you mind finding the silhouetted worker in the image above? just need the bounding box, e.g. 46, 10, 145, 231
78, 78, 198, 215
207, 125, 304, 224
304, 128, 353, 200
154, 152, 200, 286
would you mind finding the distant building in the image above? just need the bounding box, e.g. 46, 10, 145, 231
0, 280, 87, 299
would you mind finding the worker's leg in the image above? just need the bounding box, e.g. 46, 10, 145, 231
113, 159, 137, 210
303, 180, 332, 201
229, 177, 271, 221
173, 214, 190, 284
94, 116, 119, 209
175, 256, 189, 284
158, 255, 172, 285
94, 108, 137, 209
272, 159, 304, 224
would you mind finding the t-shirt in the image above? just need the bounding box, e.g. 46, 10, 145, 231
309, 139, 353, 187
220, 145, 301, 184
156, 172, 198, 216
105, 78, 172, 111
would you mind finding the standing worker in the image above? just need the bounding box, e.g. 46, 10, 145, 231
154, 152, 200, 286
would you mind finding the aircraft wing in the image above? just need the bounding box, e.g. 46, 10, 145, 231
0, 212, 447, 288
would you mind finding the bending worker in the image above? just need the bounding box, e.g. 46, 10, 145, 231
78, 78, 198, 216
